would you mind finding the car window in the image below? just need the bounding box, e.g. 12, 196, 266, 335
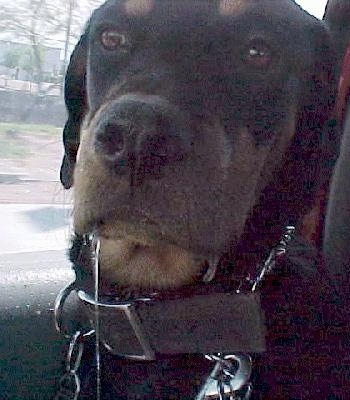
0, 0, 104, 256
296, 0, 328, 19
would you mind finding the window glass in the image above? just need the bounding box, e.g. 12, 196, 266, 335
0, 0, 104, 255
295, 0, 328, 19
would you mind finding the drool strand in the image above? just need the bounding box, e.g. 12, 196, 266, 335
94, 237, 102, 400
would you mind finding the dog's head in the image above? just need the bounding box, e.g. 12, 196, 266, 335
61, 0, 336, 290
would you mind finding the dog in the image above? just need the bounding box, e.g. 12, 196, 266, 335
60, 0, 349, 398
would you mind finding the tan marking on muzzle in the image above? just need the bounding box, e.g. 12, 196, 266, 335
124, 0, 155, 16
98, 238, 202, 289
219, 0, 249, 16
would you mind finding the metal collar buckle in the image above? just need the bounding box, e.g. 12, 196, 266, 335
78, 290, 156, 361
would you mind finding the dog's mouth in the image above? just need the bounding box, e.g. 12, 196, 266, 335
82, 212, 214, 291
96, 211, 166, 245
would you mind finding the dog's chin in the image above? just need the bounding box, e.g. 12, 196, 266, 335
97, 237, 204, 290
88, 220, 206, 290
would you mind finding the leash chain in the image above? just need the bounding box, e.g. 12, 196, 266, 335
54, 235, 102, 400
54, 329, 95, 400
196, 354, 253, 400
250, 225, 295, 292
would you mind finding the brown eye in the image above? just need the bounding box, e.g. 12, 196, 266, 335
246, 43, 272, 69
101, 29, 126, 50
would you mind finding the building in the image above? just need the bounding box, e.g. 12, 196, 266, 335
0, 40, 61, 82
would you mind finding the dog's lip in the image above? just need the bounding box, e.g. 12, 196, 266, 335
91, 209, 173, 245
76, 207, 214, 258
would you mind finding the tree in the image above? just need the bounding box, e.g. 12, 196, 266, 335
0, 0, 104, 91
60, 0, 104, 73
2, 48, 22, 69
0, 1, 49, 90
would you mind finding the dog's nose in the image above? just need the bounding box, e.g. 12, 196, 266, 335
95, 121, 127, 160
94, 95, 190, 178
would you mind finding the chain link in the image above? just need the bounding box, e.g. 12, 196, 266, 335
196, 354, 253, 400
54, 372, 81, 400
251, 225, 295, 292
54, 330, 95, 400
54, 281, 77, 338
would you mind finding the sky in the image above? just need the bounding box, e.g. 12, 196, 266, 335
295, 0, 328, 19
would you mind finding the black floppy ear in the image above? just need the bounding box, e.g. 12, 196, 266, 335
60, 32, 88, 189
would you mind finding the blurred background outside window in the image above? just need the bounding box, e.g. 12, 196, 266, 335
0, 0, 104, 256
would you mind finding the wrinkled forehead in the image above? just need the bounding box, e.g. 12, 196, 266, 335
90, 0, 310, 32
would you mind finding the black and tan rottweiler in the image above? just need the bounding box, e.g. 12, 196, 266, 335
60, 0, 349, 398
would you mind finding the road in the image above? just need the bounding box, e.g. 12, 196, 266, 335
0, 203, 72, 255
0, 126, 72, 257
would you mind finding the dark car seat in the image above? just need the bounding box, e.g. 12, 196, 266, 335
324, 112, 350, 274
323, 0, 350, 276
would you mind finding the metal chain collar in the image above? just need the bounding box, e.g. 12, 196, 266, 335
54, 235, 99, 400
251, 225, 296, 292
197, 225, 295, 399
54, 226, 295, 400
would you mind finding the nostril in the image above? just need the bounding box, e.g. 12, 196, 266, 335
105, 124, 125, 154
96, 123, 126, 158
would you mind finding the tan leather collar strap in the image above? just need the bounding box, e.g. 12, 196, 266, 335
78, 290, 266, 360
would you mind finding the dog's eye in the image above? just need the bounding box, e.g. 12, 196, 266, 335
101, 29, 126, 50
245, 43, 272, 69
